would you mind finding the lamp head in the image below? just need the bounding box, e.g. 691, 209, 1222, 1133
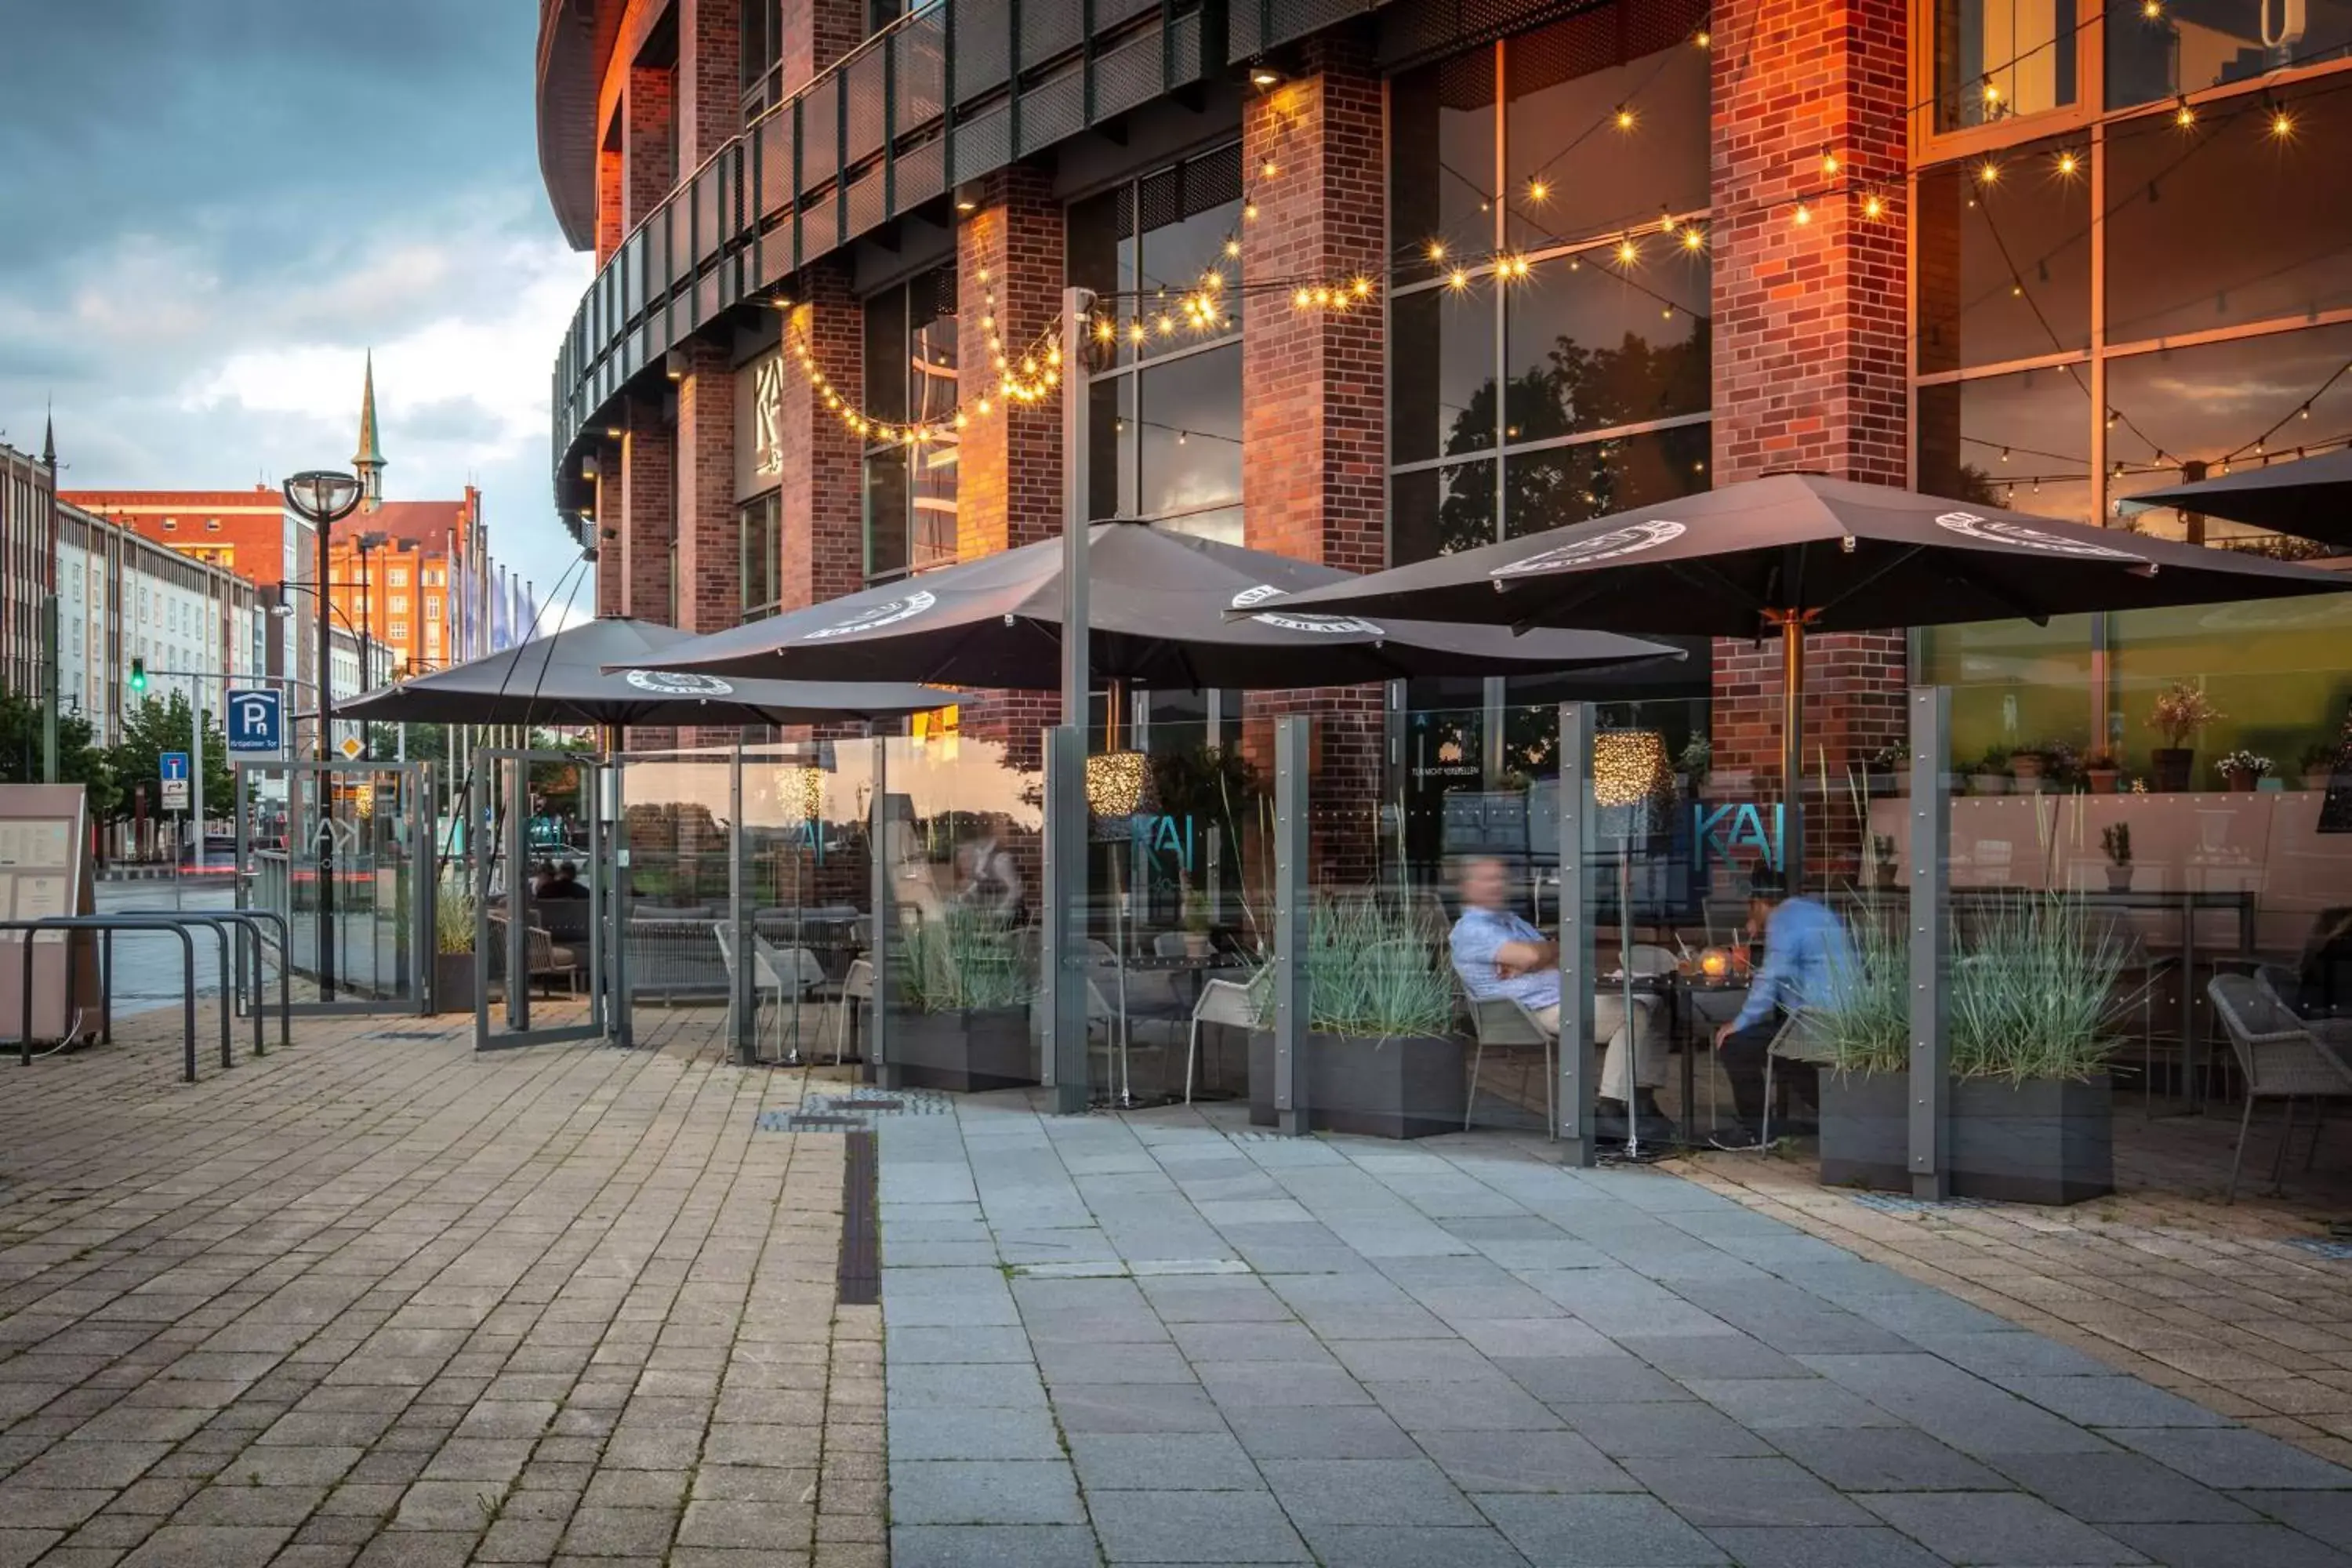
283, 470, 363, 525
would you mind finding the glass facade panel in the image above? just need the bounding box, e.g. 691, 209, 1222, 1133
1391, 458, 1497, 563
1917, 368, 2097, 521
2104, 80, 2352, 345
1390, 47, 1497, 287
1390, 282, 1497, 464
1915, 133, 2094, 373
1502, 426, 1711, 539
861, 265, 958, 583
1934, 0, 2080, 132
2107, 0, 2352, 111
1137, 346, 1243, 527
1503, 249, 1708, 442
1504, 18, 1709, 252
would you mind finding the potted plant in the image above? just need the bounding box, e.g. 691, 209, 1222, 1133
2304, 742, 2343, 792
2084, 751, 2122, 795
2148, 681, 2223, 792
433, 887, 476, 1014
889, 907, 1036, 1092
2216, 749, 2273, 792
1677, 735, 1713, 791
2009, 745, 2045, 791
1869, 833, 1898, 891
1179, 877, 1214, 959
1863, 743, 1908, 797
1968, 747, 2011, 797
1813, 894, 2124, 1204
2100, 822, 2132, 893
1248, 895, 1462, 1138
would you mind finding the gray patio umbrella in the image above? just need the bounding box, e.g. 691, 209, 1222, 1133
339, 615, 948, 731
1247, 472, 2350, 881
2122, 446, 2352, 549
615, 522, 1681, 690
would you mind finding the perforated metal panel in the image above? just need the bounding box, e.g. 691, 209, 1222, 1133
1018, 68, 1086, 155
1024, 0, 1085, 67
896, 15, 947, 126
802, 78, 840, 183
845, 163, 888, 240
895, 136, 946, 212
1095, 28, 1163, 120
757, 113, 793, 219
952, 104, 1011, 180
956, 0, 1011, 101
846, 52, 888, 162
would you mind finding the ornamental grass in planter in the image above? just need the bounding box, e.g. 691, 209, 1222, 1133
1249, 893, 1465, 1138
890, 907, 1038, 1092
432, 887, 477, 1014
1812, 893, 2127, 1204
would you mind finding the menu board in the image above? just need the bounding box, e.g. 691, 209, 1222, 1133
0, 819, 80, 943
0, 786, 96, 1040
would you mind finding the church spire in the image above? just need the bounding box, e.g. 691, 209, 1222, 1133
353, 350, 387, 510
39, 401, 53, 470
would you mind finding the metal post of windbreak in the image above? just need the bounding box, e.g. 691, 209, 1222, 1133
1555, 702, 1597, 1166
730, 745, 753, 1066
614, 757, 633, 1048
473, 767, 494, 1051
504, 757, 530, 1033
869, 735, 896, 1091
586, 759, 608, 1040
1042, 725, 1088, 1112
1270, 716, 1309, 1136
1908, 685, 1953, 1201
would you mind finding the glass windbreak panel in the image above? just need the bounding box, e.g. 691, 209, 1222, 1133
2104, 321, 2352, 546
2106, 84, 2352, 344
1916, 369, 2096, 521
615, 753, 735, 1040
1391, 46, 1498, 286
1504, 248, 1710, 444
1503, 16, 1709, 252
1391, 281, 1497, 465
1934, 0, 2080, 132
1915, 136, 2094, 374
2108, 0, 2352, 110
875, 726, 1044, 1094
1137, 345, 1242, 524
739, 742, 873, 1066
1918, 612, 2103, 771
2110, 590, 2352, 789
1392, 459, 1497, 563
1502, 427, 1711, 539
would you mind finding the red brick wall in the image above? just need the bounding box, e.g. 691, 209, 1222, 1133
781, 0, 864, 89
1708, 0, 1910, 879
779, 267, 866, 613
954, 168, 1065, 778
622, 64, 675, 231
677, 0, 742, 166
596, 147, 624, 266
619, 418, 676, 626
592, 439, 626, 619
1239, 38, 1387, 887
673, 342, 736, 636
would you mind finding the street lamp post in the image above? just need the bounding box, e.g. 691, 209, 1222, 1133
355, 533, 387, 760
281, 471, 363, 1004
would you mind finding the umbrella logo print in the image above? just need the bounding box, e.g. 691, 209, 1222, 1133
623, 669, 737, 696
1230, 584, 1383, 637
804, 590, 937, 640
1490, 520, 1687, 578
1933, 511, 2136, 558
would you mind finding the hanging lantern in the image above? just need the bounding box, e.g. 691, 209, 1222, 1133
1085, 750, 1153, 819
1592, 731, 1668, 808
778, 765, 826, 821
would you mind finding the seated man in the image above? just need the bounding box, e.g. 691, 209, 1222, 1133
1449, 856, 1668, 1142
1712, 866, 1855, 1146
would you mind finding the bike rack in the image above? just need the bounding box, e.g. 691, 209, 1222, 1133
7, 917, 202, 1081
116, 909, 292, 1056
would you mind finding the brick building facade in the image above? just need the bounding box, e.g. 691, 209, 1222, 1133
538, 0, 2352, 883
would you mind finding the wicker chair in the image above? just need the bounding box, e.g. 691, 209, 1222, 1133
2208, 972, 2352, 1202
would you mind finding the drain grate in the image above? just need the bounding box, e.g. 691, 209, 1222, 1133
1846, 1192, 1999, 1214
757, 1088, 954, 1133
2286, 1236, 2352, 1261
839, 1130, 880, 1304
368, 1029, 453, 1041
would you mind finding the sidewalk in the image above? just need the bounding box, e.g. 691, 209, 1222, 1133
875, 1093, 2352, 1567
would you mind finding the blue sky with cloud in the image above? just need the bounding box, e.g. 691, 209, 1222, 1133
0, 1, 597, 622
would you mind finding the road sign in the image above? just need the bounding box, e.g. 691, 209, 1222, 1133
225, 689, 283, 754
339, 735, 365, 761
160, 751, 190, 784
161, 779, 191, 811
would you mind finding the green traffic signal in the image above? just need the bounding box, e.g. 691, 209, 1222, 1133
129, 657, 147, 694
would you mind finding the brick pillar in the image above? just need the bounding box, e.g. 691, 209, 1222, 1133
677, 0, 742, 166
1239, 38, 1386, 887
781, 0, 866, 88
592, 438, 626, 619
674, 341, 741, 745
951, 167, 1063, 775
1709, 0, 1910, 881
596, 147, 624, 266
617, 416, 677, 750
622, 64, 675, 231
779, 266, 865, 614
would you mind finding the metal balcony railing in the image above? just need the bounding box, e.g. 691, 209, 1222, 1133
550, 0, 1218, 492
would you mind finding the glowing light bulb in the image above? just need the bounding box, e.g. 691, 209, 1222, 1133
1613, 105, 1635, 130
2056, 151, 2079, 176
2272, 108, 2295, 137
1528, 179, 1549, 202
1427, 240, 1446, 261
1617, 238, 1638, 264
1447, 268, 1470, 291
1821, 151, 1839, 175
1351, 277, 1372, 298
1694, 28, 1709, 46
2175, 100, 2195, 127
1792, 202, 1812, 225
1862, 193, 1886, 220
2141, 0, 2161, 16
1261, 158, 1278, 179
1977, 160, 1999, 184
1682, 226, 1705, 250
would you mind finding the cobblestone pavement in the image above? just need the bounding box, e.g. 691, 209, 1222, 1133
0, 1003, 880, 1567
879, 1091, 2352, 1568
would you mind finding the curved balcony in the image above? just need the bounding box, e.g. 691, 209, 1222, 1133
549, 0, 1216, 510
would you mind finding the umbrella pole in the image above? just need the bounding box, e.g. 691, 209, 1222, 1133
1779, 616, 1806, 895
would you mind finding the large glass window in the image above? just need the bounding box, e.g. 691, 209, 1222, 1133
1388, 8, 1712, 566
861, 264, 959, 584
1934, 0, 2081, 132
1069, 144, 1245, 543
739, 491, 782, 621
2107, 0, 2352, 110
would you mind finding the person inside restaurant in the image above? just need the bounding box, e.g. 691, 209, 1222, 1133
1712, 866, 1854, 1147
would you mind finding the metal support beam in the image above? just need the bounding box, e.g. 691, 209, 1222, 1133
1044, 724, 1089, 1113
1555, 702, 1596, 1166
1271, 715, 1309, 1137
1908, 685, 1952, 1201
870, 735, 898, 1091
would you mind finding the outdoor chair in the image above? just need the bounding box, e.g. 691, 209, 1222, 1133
1755, 1007, 1831, 1148
1154, 931, 1189, 959
2208, 972, 2352, 1202
1464, 993, 1555, 1134
489, 912, 579, 999
713, 921, 784, 1058
1183, 975, 1261, 1105
825, 958, 873, 1065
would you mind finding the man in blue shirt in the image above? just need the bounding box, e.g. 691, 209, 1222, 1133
1450, 857, 1667, 1142
1713, 866, 1854, 1142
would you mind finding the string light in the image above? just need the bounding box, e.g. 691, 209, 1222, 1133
2270, 106, 2296, 138
1615, 237, 1639, 265
2055, 150, 2080, 176
2141, 0, 2161, 16
1693, 28, 1709, 47
1792, 201, 1812, 226
1427, 241, 1446, 262
1682, 225, 1706, 252
2174, 97, 2196, 127
1820, 146, 1840, 176
1613, 104, 1635, 130
1528, 178, 1550, 202
1861, 192, 1886, 220
1976, 159, 2000, 184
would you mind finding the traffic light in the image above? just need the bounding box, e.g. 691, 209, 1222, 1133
129, 657, 147, 695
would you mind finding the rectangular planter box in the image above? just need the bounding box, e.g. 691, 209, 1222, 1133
1247, 1029, 1467, 1140
432, 953, 474, 1016
1819, 1071, 2114, 1206
888, 1007, 1036, 1094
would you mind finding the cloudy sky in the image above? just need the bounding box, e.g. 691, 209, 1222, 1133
0, 1, 595, 620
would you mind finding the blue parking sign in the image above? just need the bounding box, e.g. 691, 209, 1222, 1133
226, 689, 284, 754
160, 751, 191, 783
